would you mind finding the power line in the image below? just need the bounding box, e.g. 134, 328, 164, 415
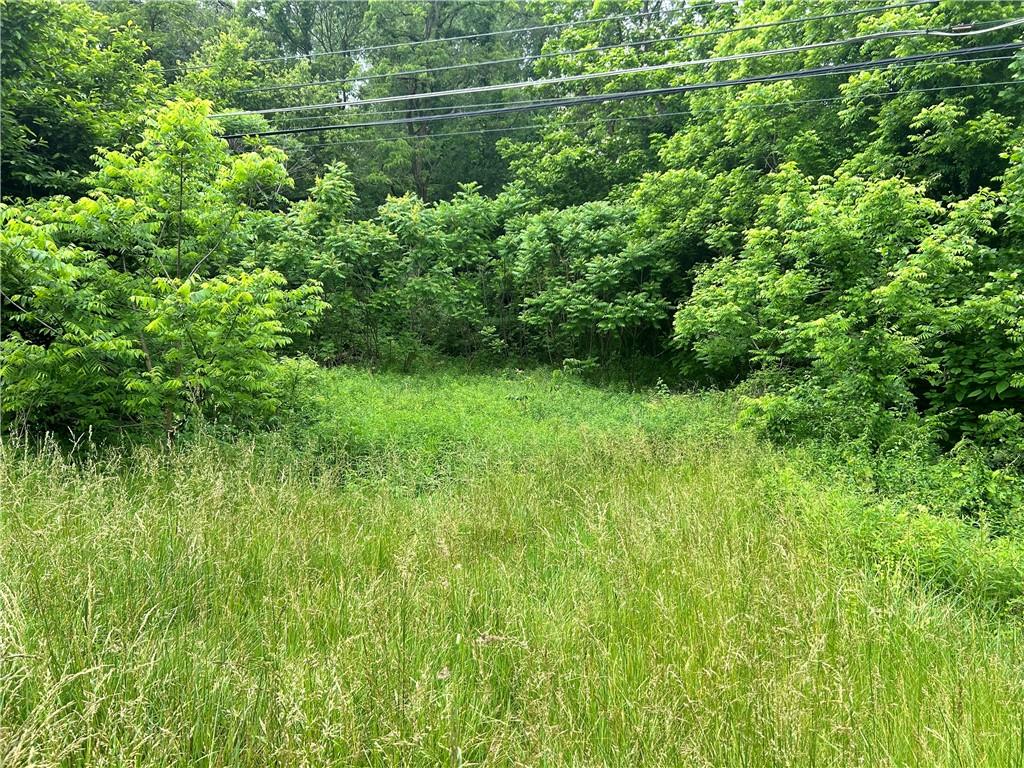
273, 95, 565, 127
225, 18, 1024, 118
165, 0, 741, 74
284, 77, 1022, 154
213, 18, 1024, 119
286, 55, 1021, 144
235, 0, 939, 96
247, 47, 1024, 139
275, 52, 1018, 133
221, 42, 1023, 138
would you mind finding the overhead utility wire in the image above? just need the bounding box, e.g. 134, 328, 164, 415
275, 94, 567, 127
222, 41, 1023, 138
165, 0, 739, 74
279, 53, 1018, 132
236, 0, 938, 96
246, 46, 1022, 137
284, 54, 1019, 138
288, 77, 1023, 153
213, 17, 1024, 118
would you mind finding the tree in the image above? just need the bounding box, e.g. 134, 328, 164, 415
0, 0, 164, 198
1, 100, 325, 436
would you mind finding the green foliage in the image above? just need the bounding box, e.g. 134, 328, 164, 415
1, 209, 140, 430
675, 167, 1023, 447
377, 186, 506, 358
0, 0, 163, 198
1, 101, 324, 436
125, 270, 324, 429
504, 201, 670, 362
1004, 131, 1024, 235
93, 0, 225, 70
271, 162, 400, 362
172, 23, 279, 108
278, 186, 670, 368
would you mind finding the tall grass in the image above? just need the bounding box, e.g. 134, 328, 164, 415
2, 368, 1023, 766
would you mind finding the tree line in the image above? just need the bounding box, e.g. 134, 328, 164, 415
2, 0, 1023, 518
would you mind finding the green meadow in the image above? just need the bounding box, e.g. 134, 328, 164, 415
3, 367, 1022, 767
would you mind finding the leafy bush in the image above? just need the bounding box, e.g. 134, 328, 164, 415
0, 0, 163, 198
674, 166, 1024, 453
1, 101, 325, 436
502, 201, 671, 364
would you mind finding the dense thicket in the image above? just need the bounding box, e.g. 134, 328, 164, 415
2, 101, 325, 434
2, 0, 1022, 510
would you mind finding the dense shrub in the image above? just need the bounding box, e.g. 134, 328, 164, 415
1, 101, 325, 436
501, 201, 671, 364
674, 166, 1023, 450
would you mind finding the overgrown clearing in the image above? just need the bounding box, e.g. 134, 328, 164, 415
3, 1, 1024, 763
3, 368, 1023, 767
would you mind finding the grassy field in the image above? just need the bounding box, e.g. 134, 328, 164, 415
2, 367, 1024, 767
